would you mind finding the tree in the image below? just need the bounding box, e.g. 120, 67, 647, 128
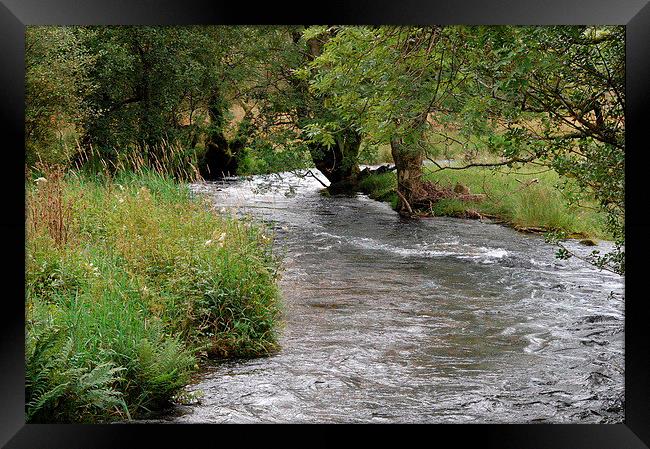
308, 26, 470, 211
25, 26, 95, 166
239, 26, 363, 190
459, 26, 625, 274
65, 26, 255, 178
78, 27, 201, 154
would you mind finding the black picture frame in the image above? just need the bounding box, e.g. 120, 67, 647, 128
1, 1, 648, 447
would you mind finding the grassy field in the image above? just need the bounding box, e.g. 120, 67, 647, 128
25, 167, 282, 423
359, 165, 609, 240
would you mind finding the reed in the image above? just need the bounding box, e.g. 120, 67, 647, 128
25, 168, 282, 422
72, 139, 204, 182
26, 164, 75, 247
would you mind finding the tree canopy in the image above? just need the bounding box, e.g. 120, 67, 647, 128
25, 25, 625, 274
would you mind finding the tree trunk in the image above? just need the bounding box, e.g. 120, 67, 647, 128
290, 28, 362, 193
310, 129, 362, 193
390, 137, 424, 216
199, 91, 238, 180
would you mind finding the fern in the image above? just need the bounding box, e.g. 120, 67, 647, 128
79, 363, 125, 408
25, 311, 127, 422
26, 381, 70, 422
127, 337, 195, 413
25, 315, 70, 421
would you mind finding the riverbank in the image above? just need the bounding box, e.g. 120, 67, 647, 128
358, 166, 609, 240
25, 168, 282, 422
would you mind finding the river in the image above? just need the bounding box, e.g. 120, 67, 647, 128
157, 170, 624, 423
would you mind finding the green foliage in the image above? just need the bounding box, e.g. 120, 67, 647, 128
25, 27, 95, 165
25, 303, 127, 422
236, 26, 364, 182
358, 143, 393, 165
74, 139, 204, 181
464, 26, 625, 273
26, 26, 267, 173
311, 25, 624, 270
360, 166, 608, 239
78, 26, 240, 153
25, 25, 625, 272
425, 167, 607, 237
309, 26, 470, 151
358, 172, 397, 202
429, 198, 470, 217
26, 169, 282, 421
242, 136, 312, 175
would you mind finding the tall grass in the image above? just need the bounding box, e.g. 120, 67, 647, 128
358, 172, 398, 209
358, 167, 608, 239
425, 167, 608, 238
26, 166, 74, 247
26, 166, 282, 422
71, 139, 204, 181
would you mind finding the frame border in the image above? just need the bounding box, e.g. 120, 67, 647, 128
2, 1, 648, 447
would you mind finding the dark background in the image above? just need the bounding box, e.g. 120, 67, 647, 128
1, 1, 648, 447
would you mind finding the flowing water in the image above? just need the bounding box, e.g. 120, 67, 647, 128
160, 170, 624, 423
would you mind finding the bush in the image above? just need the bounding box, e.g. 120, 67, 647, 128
26, 167, 282, 422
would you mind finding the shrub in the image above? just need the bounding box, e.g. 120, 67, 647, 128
26, 167, 282, 422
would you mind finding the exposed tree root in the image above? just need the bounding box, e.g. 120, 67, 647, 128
408, 181, 485, 216
395, 190, 413, 214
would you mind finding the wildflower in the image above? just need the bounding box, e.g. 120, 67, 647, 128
217, 233, 227, 248
86, 262, 99, 276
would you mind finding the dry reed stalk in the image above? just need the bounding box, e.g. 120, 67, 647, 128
70, 138, 202, 182
27, 165, 75, 247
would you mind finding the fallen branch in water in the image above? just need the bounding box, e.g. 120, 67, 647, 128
307, 170, 329, 188
295, 169, 329, 188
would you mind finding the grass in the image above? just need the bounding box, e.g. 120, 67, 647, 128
73, 139, 204, 182
25, 166, 282, 422
358, 171, 398, 204
359, 166, 609, 239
